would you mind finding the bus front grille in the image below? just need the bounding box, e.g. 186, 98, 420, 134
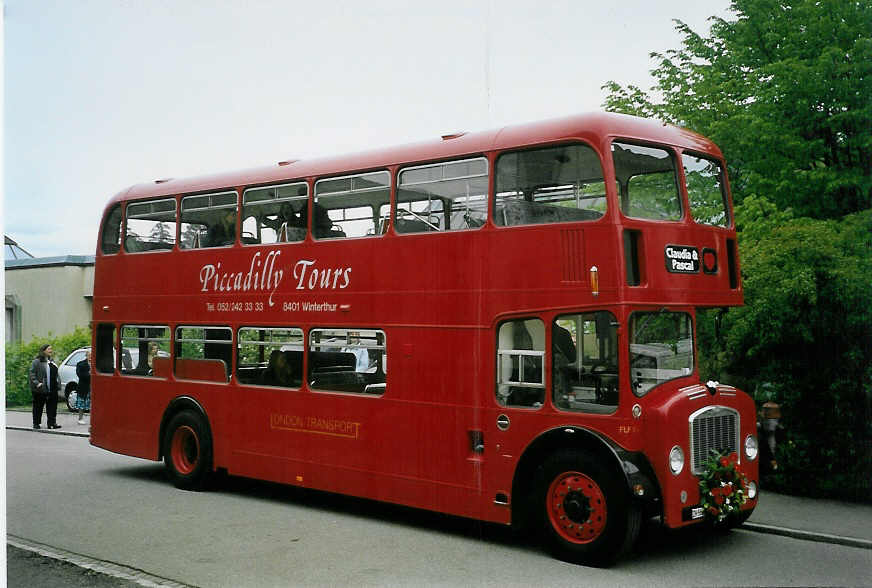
689, 406, 739, 475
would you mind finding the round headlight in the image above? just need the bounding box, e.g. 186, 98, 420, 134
747, 481, 758, 500
744, 434, 759, 461
669, 445, 685, 475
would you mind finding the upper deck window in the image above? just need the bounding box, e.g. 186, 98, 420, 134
180, 191, 238, 249
314, 171, 390, 239
494, 144, 606, 227
124, 198, 177, 253
613, 142, 681, 221
242, 182, 309, 244
396, 158, 488, 233
683, 153, 730, 227
101, 204, 122, 254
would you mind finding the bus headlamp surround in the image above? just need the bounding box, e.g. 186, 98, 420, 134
669, 445, 685, 475
744, 434, 759, 461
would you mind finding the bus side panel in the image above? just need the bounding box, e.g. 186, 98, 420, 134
91, 373, 164, 461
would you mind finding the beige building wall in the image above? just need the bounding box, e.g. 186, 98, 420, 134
5, 257, 94, 343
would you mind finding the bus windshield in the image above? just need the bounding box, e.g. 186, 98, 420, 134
630, 311, 694, 396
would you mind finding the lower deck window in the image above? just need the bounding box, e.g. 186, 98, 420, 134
174, 326, 233, 382
237, 327, 304, 388
552, 312, 619, 414
496, 318, 545, 408
95, 324, 116, 374
630, 311, 693, 396
309, 329, 386, 394
120, 325, 170, 377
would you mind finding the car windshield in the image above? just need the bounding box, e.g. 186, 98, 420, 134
630, 311, 694, 396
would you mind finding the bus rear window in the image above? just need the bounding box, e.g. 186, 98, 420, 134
101, 205, 122, 255
125, 199, 176, 253
495, 143, 606, 227
613, 142, 681, 221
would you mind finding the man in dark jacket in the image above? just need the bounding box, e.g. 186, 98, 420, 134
29, 344, 61, 429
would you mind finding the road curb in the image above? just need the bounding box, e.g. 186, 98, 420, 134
6, 425, 89, 438
742, 522, 872, 550
8, 533, 192, 587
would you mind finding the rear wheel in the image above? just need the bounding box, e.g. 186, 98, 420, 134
163, 410, 213, 490
66, 390, 78, 412
538, 449, 640, 567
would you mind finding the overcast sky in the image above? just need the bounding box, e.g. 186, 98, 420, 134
3, 0, 732, 258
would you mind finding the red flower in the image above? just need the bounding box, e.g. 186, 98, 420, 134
708, 506, 719, 516
720, 457, 730, 468
715, 495, 725, 505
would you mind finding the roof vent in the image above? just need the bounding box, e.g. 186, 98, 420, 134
277, 159, 299, 166
441, 132, 467, 141
154, 178, 173, 184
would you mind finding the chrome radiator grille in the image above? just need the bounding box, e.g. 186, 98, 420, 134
689, 406, 739, 474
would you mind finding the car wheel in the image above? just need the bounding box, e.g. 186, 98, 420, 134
163, 410, 213, 491
538, 449, 640, 567
66, 390, 78, 412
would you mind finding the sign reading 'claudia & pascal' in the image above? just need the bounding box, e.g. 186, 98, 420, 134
664, 245, 700, 273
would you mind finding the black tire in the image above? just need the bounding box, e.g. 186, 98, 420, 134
163, 409, 213, 490
537, 449, 640, 567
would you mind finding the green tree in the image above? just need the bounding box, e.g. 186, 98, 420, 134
603, 0, 871, 219
700, 204, 872, 499
604, 1, 872, 499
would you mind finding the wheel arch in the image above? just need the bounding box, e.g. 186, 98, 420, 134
159, 396, 211, 462
511, 426, 661, 528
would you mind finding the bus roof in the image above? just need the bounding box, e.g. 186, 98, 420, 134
111, 112, 721, 205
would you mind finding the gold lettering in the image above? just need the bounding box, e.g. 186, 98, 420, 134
270, 413, 361, 439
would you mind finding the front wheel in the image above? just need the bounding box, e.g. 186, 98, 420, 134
163, 410, 213, 490
538, 449, 640, 567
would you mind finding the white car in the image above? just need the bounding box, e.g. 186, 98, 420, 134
59, 346, 159, 411
57, 347, 90, 412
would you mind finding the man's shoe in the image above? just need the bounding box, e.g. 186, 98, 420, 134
48, 424, 62, 429
33, 424, 41, 429
78, 419, 85, 425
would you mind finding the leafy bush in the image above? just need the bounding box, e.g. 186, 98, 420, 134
699, 205, 872, 501
5, 327, 91, 406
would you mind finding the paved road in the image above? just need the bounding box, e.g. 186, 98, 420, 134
6, 545, 139, 588
7, 430, 872, 587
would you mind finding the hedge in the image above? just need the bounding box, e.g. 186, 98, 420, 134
5, 327, 91, 406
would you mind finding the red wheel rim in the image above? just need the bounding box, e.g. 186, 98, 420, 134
171, 425, 199, 475
547, 471, 607, 544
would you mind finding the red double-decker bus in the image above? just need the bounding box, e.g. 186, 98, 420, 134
91, 112, 758, 566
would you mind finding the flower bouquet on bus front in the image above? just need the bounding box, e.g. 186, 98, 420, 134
698, 451, 750, 522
